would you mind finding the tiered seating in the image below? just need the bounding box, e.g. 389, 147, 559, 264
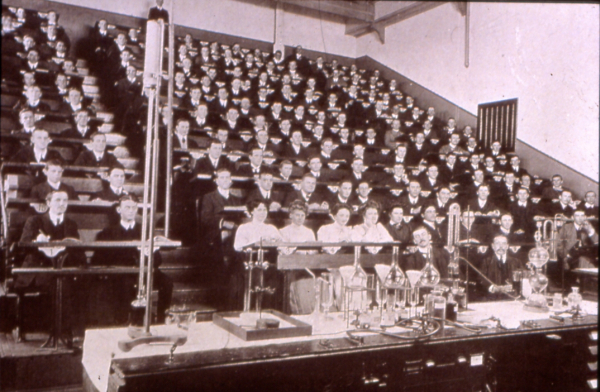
1, 3, 597, 333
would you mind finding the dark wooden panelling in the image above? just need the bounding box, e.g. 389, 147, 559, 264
477, 98, 518, 151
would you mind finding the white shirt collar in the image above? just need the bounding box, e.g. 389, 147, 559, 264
217, 187, 229, 199
48, 180, 61, 190
49, 212, 64, 226
110, 185, 123, 195
120, 220, 135, 230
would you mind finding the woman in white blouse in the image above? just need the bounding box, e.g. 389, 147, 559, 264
317, 203, 353, 311
233, 200, 282, 251
351, 200, 394, 254
317, 203, 353, 254
280, 201, 317, 314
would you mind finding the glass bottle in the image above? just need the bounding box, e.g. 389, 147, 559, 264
425, 289, 446, 328
418, 247, 440, 287
567, 287, 582, 310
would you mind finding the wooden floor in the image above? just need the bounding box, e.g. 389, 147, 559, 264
0, 332, 83, 392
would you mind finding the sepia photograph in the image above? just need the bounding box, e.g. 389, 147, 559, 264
0, 1, 598, 391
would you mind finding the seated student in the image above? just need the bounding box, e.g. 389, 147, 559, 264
284, 173, 329, 209
172, 118, 199, 150
557, 210, 599, 273
15, 190, 84, 342
247, 129, 279, 157
73, 132, 120, 168
456, 210, 489, 244
92, 194, 172, 325
466, 184, 500, 221
280, 201, 317, 314
280, 129, 309, 160
476, 234, 524, 301
404, 226, 449, 279
491, 171, 518, 211
245, 170, 284, 212
276, 159, 295, 181
327, 179, 354, 207
236, 148, 268, 177
193, 140, 232, 175
191, 103, 213, 129
61, 108, 97, 140
351, 200, 394, 254
304, 155, 338, 183
546, 189, 576, 218
57, 87, 88, 118
418, 164, 443, 195
13, 108, 39, 136
386, 143, 409, 166
13, 85, 50, 117
92, 166, 128, 202
384, 119, 408, 150
407, 132, 433, 166
11, 129, 63, 167
578, 191, 599, 218
491, 213, 526, 244
439, 133, 468, 158
417, 203, 445, 247
232, 200, 282, 309
318, 203, 354, 253
30, 159, 76, 200
541, 174, 567, 202
399, 180, 427, 219
509, 187, 539, 241
383, 204, 413, 247
349, 181, 379, 212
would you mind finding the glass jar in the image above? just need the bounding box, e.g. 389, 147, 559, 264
567, 287, 582, 310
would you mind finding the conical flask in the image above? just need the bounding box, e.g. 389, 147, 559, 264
418, 247, 440, 287
348, 246, 368, 290
383, 246, 406, 289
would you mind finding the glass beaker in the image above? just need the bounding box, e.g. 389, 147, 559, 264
319, 272, 335, 320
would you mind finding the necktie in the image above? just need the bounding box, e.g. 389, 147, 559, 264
182, 137, 187, 146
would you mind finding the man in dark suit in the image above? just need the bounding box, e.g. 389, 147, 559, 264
557, 210, 599, 272
476, 235, 523, 301
15, 190, 84, 341
490, 213, 526, 245
92, 166, 128, 202
509, 187, 539, 241
399, 180, 427, 220
235, 148, 269, 177
466, 184, 500, 223
546, 190, 576, 218
199, 169, 243, 300
73, 132, 121, 169
93, 194, 172, 324
508, 156, 529, 178
280, 130, 309, 161
492, 171, 518, 212
407, 132, 433, 166
148, 0, 169, 21
193, 140, 232, 176
30, 159, 77, 200
245, 171, 285, 212
10, 130, 63, 179
284, 173, 328, 209
404, 227, 449, 279
578, 191, 599, 218
383, 204, 413, 248
60, 108, 97, 140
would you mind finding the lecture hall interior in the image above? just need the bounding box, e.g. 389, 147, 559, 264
0, 0, 598, 391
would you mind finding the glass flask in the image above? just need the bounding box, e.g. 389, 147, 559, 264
383, 247, 406, 289
348, 246, 367, 290
418, 247, 440, 287
525, 236, 550, 309
567, 287, 582, 310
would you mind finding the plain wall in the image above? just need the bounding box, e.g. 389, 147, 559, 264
356, 2, 599, 182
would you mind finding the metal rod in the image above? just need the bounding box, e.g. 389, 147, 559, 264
135, 87, 155, 305
0, 165, 10, 243
164, 0, 175, 237
464, 2, 470, 68
144, 19, 166, 332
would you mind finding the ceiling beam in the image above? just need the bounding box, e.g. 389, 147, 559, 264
346, 1, 447, 41
274, 0, 375, 23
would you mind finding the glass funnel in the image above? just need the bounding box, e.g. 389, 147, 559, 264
418, 247, 440, 287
